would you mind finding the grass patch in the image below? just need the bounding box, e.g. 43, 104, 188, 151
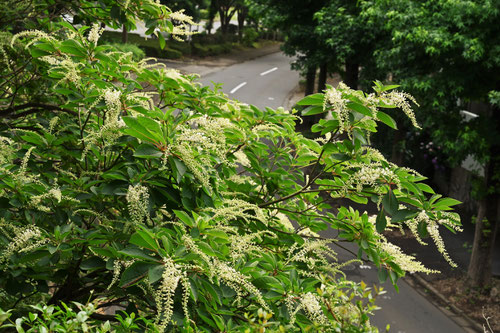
101, 31, 272, 59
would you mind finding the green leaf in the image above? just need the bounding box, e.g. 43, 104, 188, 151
211, 314, 225, 331
378, 268, 389, 283
173, 210, 194, 227
376, 210, 387, 233
301, 105, 324, 116
296, 93, 324, 106
417, 183, 435, 194
129, 228, 159, 251
122, 116, 160, 144
118, 248, 158, 261
134, 143, 163, 158
433, 197, 461, 209
382, 190, 398, 216
80, 257, 106, 270
148, 265, 164, 283
376, 111, 398, 129
196, 308, 216, 329
197, 241, 216, 257
158, 33, 166, 49
30, 48, 51, 58
391, 209, 417, 223
203, 229, 229, 243
347, 102, 373, 117
119, 262, 155, 288
59, 45, 86, 57
379, 84, 400, 92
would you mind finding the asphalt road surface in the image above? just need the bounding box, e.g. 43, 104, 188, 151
199, 52, 300, 109
198, 51, 468, 333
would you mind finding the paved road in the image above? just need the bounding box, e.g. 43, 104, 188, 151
199, 52, 299, 109
195, 52, 469, 333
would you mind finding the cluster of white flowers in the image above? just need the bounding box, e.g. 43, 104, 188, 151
228, 231, 275, 261
0, 226, 46, 265
30, 187, 77, 212
11, 30, 56, 49
176, 142, 212, 190
381, 91, 421, 129
0, 136, 14, 164
344, 163, 399, 194
126, 184, 150, 225
20, 146, 35, 174
426, 221, 456, 267
155, 257, 183, 331
286, 239, 336, 274
107, 260, 123, 290
103, 88, 122, 122
204, 199, 267, 226
125, 91, 156, 111
301, 292, 328, 325
40, 55, 81, 86
215, 261, 270, 312
275, 212, 294, 232
403, 210, 458, 267
169, 10, 196, 25
87, 23, 104, 46
324, 85, 350, 134
378, 240, 439, 274
48, 116, 59, 134
233, 150, 251, 167
80, 119, 125, 161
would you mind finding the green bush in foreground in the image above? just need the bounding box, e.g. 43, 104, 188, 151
0, 13, 461, 333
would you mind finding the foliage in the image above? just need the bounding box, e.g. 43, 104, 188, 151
315, 0, 384, 89
0, 3, 462, 332
363, 0, 500, 165
107, 43, 146, 62
241, 27, 259, 46
0, 302, 157, 332
254, 0, 330, 72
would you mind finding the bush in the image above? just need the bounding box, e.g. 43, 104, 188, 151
161, 47, 183, 59
168, 39, 192, 56
0, 8, 462, 333
242, 27, 259, 46
108, 43, 145, 61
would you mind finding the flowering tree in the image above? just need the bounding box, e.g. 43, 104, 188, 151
0, 3, 462, 332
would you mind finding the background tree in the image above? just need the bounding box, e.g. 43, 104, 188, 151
315, 0, 385, 90
254, 0, 330, 97
364, 0, 500, 288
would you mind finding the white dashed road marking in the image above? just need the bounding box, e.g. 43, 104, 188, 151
260, 67, 278, 76
230, 82, 247, 94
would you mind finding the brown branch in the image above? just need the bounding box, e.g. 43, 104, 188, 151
0, 103, 77, 118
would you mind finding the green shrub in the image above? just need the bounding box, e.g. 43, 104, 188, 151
108, 43, 145, 61
168, 39, 192, 56
161, 47, 183, 59
0, 6, 462, 333
242, 27, 259, 46
192, 42, 210, 57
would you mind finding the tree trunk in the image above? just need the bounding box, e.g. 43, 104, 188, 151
317, 62, 328, 93
467, 104, 500, 289
305, 67, 316, 96
344, 60, 359, 89
121, 25, 128, 44
237, 7, 247, 40
467, 193, 499, 288
207, 0, 217, 35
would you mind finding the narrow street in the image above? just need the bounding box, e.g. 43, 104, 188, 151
182, 51, 470, 333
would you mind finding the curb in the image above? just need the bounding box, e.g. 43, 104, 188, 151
406, 273, 483, 332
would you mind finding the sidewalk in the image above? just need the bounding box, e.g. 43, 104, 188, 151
157, 42, 282, 77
